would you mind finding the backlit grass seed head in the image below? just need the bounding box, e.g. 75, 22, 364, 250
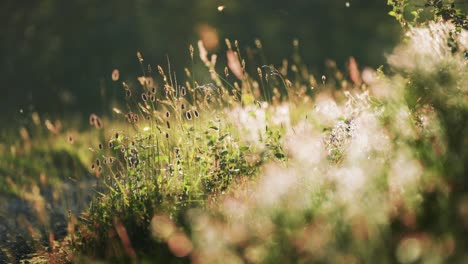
189, 44, 194, 60
186, 111, 192, 120
157, 65, 165, 76
89, 114, 103, 129
112, 69, 120, 81
198, 40, 209, 65
89, 114, 96, 125
67, 135, 74, 144
137, 51, 143, 62
32, 112, 41, 126
95, 118, 103, 129
227, 50, 244, 80
184, 68, 192, 78
225, 38, 232, 50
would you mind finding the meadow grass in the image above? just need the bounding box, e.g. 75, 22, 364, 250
1, 2, 467, 263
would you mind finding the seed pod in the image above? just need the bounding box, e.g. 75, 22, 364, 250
166, 111, 170, 118
98, 143, 103, 150
115, 132, 119, 139
181, 87, 186, 96
126, 90, 131, 98
141, 93, 148, 101
166, 121, 171, 129
194, 110, 199, 118
108, 142, 113, 148
181, 103, 185, 110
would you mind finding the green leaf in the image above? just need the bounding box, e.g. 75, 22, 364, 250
239, 146, 249, 152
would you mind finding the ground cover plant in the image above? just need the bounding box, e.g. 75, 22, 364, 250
0, 1, 467, 263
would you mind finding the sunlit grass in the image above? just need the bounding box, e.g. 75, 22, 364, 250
1, 2, 467, 263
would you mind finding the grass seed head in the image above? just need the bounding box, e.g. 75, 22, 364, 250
186, 111, 192, 120
112, 69, 120, 81
67, 135, 74, 144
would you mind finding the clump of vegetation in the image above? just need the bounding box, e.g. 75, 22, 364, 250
5, 1, 466, 263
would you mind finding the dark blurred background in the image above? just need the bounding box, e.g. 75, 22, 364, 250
0, 0, 403, 119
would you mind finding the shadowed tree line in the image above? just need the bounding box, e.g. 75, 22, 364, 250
0, 0, 400, 118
